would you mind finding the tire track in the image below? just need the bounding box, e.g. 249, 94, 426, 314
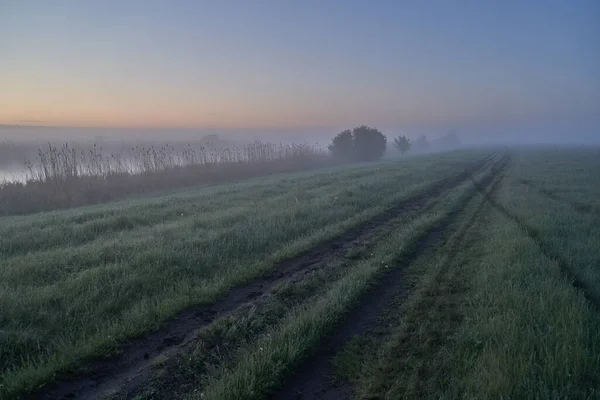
351, 157, 508, 399
29, 156, 495, 400
476, 175, 600, 312
518, 178, 600, 217
114, 181, 459, 400
273, 155, 509, 400
88, 170, 476, 400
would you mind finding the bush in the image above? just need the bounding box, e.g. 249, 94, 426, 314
328, 126, 387, 162
328, 129, 354, 160
393, 135, 411, 154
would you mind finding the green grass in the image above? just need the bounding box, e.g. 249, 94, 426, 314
452, 204, 600, 399
3, 147, 600, 400
196, 173, 486, 400
0, 151, 485, 398
330, 148, 600, 399
331, 178, 491, 399
118, 159, 496, 400
499, 150, 600, 302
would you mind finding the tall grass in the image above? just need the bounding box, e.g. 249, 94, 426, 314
0, 141, 330, 215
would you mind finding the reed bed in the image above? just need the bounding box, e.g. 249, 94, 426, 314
0, 141, 330, 215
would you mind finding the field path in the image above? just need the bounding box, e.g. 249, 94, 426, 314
273, 155, 509, 399
30, 155, 495, 400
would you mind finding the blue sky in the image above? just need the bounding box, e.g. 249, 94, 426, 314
0, 0, 598, 139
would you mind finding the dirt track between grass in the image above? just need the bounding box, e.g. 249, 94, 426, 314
30, 155, 496, 400
272, 155, 510, 400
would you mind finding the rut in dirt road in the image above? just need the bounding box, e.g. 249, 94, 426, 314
30, 155, 495, 400
476, 175, 600, 312
273, 155, 510, 400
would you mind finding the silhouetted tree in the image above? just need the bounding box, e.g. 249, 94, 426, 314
353, 126, 387, 161
328, 129, 354, 161
393, 135, 411, 154
329, 126, 387, 162
413, 135, 430, 152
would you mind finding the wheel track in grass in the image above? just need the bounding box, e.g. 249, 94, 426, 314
517, 178, 600, 217
118, 186, 455, 400
27, 154, 496, 400
272, 155, 510, 400
353, 156, 508, 399
115, 157, 504, 400
476, 172, 600, 312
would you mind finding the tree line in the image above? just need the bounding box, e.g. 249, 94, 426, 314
328, 126, 461, 162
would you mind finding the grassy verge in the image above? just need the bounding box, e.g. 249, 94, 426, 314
512, 147, 600, 206
499, 152, 600, 302
335, 158, 600, 399
450, 206, 600, 398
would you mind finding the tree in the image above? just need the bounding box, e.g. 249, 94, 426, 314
328, 126, 387, 162
328, 129, 354, 160
352, 126, 387, 161
413, 135, 430, 152
393, 135, 411, 155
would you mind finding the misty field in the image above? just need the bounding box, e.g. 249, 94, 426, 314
1, 148, 599, 399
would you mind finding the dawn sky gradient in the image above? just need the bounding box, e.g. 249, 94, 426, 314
1, 0, 598, 133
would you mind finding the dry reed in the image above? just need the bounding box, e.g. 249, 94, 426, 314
0, 141, 331, 215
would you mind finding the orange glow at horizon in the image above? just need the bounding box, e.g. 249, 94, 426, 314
1, 1, 598, 133
3, 75, 582, 130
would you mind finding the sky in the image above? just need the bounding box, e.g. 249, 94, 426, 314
0, 0, 598, 141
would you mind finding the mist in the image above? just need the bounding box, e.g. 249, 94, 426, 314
2, 117, 599, 145
3, 1, 600, 397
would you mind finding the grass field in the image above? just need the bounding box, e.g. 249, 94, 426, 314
1, 148, 599, 399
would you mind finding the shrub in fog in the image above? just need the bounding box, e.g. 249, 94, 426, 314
328, 126, 387, 162
393, 135, 411, 155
